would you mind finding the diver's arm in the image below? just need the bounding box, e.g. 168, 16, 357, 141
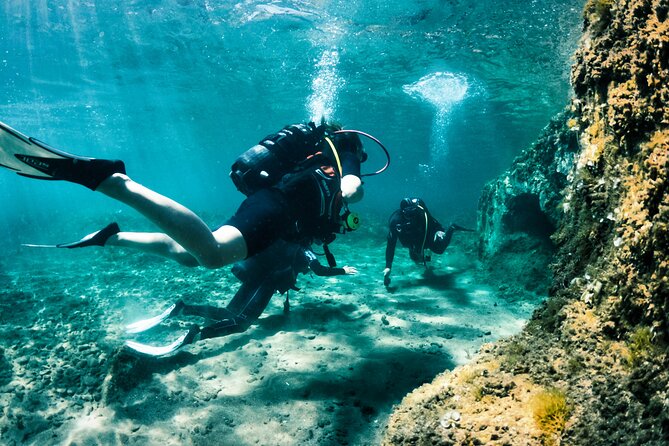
302, 249, 355, 276
385, 226, 398, 270
427, 213, 446, 237
308, 258, 349, 276
431, 213, 445, 232
383, 223, 399, 286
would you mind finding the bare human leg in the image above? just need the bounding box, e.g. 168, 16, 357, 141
105, 232, 199, 267
0, 121, 247, 268
97, 173, 247, 268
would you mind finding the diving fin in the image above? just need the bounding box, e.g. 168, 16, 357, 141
450, 224, 476, 232
22, 222, 121, 249
125, 300, 184, 334
124, 325, 201, 357
0, 120, 126, 190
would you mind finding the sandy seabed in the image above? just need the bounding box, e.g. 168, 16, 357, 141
0, 219, 543, 445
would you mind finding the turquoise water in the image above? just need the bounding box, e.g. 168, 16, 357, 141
0, 0, 582, 245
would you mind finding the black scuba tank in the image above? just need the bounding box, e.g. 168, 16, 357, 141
230, 123, 327, 196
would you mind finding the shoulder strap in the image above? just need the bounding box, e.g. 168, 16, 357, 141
322, 136, 343, 176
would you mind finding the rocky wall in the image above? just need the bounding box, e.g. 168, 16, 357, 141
476, 113, 579, 295
477, 113, 578, 260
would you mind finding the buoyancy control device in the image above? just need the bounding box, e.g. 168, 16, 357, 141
230, 122, 330, 196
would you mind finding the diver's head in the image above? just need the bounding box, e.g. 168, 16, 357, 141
400, 197, 426, 210
332, 131, 367, 163
319, 120, 367, 163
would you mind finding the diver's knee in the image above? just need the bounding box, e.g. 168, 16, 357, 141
198, 255, 228, 270
198, 250, 244, 269
212, 225, 248, 265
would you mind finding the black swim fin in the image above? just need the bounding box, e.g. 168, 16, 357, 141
0, 120, 125, 190
22, 222, 120, 249
450, 224, 476, 232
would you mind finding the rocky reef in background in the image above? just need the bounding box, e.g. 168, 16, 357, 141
383, 0, 668, 444
476, 112, 580, 297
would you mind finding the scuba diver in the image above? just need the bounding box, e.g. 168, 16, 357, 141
383, 197, 475, 287
124, 239, 357, 356
0, 120, 374, 270
1, 118, 390, 355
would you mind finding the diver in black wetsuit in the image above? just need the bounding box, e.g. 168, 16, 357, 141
2, 119, 388, 355
163, 239, 357, 346
383, 197, 474, 287
123, 239, 357, 354
2, 120, 368, 269
10, 121, 371, 354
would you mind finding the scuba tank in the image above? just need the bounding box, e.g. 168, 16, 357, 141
230, 123, 328, 196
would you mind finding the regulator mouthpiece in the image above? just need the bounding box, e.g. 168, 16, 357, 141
343, 211, 361, 231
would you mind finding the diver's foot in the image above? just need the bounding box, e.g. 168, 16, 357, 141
169, 299, 185, 318
183, 325, 201, 345
124, 325, 201, 356
125, 300, 183, 335
450, 223, 476, 232
15, 154, 126, 191
57, 222, 121, 249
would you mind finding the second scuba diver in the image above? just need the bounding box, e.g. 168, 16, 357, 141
383, 197, 475, 287
125, 239, 357, 356
0, 119, 384, 354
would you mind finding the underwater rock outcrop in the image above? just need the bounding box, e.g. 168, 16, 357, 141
477, 112, 580, 295
477, 113, 579, 260
383, 0, 669, 444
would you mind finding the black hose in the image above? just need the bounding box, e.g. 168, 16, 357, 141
333, 129, 390, 176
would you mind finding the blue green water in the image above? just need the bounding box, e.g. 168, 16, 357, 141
0, 0, 583, 246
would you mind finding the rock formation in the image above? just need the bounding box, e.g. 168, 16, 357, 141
383, 0, 668, 444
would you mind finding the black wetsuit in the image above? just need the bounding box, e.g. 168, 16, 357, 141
385, 202, 456, 269
182, 124, 361, 341
181, 240, 347, 339
225, 123, 363, 258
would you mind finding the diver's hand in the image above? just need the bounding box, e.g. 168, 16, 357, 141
383, 268, 391, 286
343, 266, 358, 275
